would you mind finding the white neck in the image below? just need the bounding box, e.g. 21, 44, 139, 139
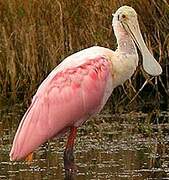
113, 21, 137, 55
111, 21, 139, 87
117, 35, 137, 55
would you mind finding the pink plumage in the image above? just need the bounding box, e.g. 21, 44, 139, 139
10, 6, 162, 164
10, 48, 113, 161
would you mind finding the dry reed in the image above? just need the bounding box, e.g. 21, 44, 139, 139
0, 0, 168, 111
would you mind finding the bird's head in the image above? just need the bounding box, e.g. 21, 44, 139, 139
112, 6, 162, 76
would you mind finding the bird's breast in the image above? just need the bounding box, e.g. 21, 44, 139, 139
111, 53, 138, 87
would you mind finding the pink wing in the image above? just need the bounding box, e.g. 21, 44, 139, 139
10, 56, 113, 161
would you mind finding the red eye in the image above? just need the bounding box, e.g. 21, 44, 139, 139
122, 14, 126, 18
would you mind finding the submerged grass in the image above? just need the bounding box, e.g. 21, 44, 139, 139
0, 0, 168, 111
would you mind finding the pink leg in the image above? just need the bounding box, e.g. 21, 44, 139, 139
64, 127, 77, 173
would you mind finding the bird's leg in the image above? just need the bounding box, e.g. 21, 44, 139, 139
64, 127, 77, 172
25, 152, 33, 164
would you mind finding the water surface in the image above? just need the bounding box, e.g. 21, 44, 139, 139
1, 105, 169, 179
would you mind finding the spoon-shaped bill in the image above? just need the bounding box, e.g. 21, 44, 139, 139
123, 18, 162, 76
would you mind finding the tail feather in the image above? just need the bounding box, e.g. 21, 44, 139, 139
10, 97, 41, 161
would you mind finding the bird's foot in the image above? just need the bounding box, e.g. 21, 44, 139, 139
64, 127, 77, 179
64, 148, 77, 172
25, 152, 33, 164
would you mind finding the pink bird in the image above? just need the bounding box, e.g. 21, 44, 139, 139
10, 6, 162, 172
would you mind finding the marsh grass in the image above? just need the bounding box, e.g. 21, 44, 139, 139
0, 0, 168, 111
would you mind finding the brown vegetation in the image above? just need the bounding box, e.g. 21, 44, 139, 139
0, 0, 168, 111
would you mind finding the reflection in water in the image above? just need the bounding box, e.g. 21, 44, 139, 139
64, 170, 76, 180
1, 105, 169, 179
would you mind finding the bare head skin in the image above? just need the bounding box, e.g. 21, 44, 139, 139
112, 6, 162, 76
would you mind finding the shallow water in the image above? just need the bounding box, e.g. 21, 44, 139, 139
1, 105, 169, 180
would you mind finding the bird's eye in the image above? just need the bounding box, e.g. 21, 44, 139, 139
117, 14, 126, 21
121, 14, 126, 19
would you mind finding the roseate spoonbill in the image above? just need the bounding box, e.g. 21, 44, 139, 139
10, 6, 162, 171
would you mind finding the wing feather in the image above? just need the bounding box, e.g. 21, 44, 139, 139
10, 55, 113, 161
